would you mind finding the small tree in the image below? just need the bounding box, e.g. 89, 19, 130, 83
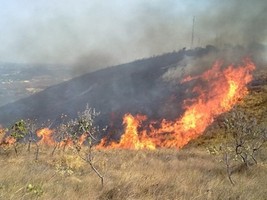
9, 120, 28, 155
25, 119, 41, 160
52, 115, 71, 154
72, 105, 104, 186
55, 105, 104, 186
1, 119, 42, 160
0, 128, 11, 150
208, 108, 267, 185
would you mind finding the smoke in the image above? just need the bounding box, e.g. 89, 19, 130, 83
162, 47, 215, 85
198, 0, 267, 47
162, 43, 267, 87
71, 51, 118, 75
0, 0, 266, 73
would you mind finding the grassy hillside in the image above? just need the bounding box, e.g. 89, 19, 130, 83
0, 66, 266, 200
190, 67, 267, 147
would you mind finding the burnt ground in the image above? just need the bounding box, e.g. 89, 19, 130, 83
0, 45, 266, 142
0, 47, 214, 127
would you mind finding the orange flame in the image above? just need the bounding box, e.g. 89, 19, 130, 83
59, 137, 73, 148
1, 136, 16, 146
97, 58, 255, 149
37, 128, 55, 146
78, 133, 88, 146
58, 133, 88, 148
97, 114, 156, 150
0, 128, 16, 146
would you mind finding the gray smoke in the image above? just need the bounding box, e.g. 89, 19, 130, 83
0, 0, 266, 73
162, 44, 267, 85
198, 0, 267, 47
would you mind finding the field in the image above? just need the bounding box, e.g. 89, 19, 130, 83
0, 64, 266, 200
0, 146, 267, 200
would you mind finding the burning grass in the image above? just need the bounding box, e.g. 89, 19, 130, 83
192, 67, 267, 147
97, 58, 256, 150
0, 147, 267, 200
0, 58, 266, 199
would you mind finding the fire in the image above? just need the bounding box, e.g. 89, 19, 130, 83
0, 128, 16, 146
37, 128, 55, 146
78, 133, 89, 146
0, 58, 256, 150
36, 127, 88, 148
59, 137, 73, 148
0, 136, 16, 146
98, 58, 255, 149
0, 126, 88, 149
97, 114, 156, 150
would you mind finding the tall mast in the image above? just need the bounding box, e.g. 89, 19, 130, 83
190, 16, 195, 49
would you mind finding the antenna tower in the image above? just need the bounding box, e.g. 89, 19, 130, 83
190, 16, 195, 49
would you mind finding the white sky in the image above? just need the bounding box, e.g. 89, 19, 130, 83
0, 0, 265, 67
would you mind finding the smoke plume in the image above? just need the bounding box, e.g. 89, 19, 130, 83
0, 0, 266, 73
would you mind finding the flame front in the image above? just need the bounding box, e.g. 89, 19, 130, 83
98, 58, 256, 149
98, 114, 156, 150
37, 128, 55, 146
0, 58, 256, 150
36, 128, 88, 148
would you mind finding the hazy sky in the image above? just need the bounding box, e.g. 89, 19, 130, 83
0, 0, 266, 68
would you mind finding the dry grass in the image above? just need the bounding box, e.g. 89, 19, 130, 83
1, 69, 266, 199
1, 145, 267, 200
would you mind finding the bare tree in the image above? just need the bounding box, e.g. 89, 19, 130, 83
72, 105, 104, 187
25, 119, 41, 160
55, 105, 105, 186
208, 108, 267, 185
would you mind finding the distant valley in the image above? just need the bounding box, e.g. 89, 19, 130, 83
0, 63, 74, 107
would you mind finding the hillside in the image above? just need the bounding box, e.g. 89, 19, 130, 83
0, 48, 267, 199
0, 47, 214, 128
191, 67, 267, 147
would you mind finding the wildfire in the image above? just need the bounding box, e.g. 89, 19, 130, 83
97, 114, 156, 150
37, 128, 55, 146
97, 58, 256, 150
0, 58, 256, 151
36, 127, 89, 148
0, 136, 16, 146
0, 128, 16, 146
59, 137, 73, 148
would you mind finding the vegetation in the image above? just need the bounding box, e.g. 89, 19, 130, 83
0, 105, 105, 196
0, 68, 266, 199
1, 148, 267, 199
208, 109, 267, 184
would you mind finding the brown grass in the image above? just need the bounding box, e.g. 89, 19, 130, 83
1, 68, 266, 199
1, 145, 267, 200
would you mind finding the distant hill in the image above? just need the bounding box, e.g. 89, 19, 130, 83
0, 46, 226, 131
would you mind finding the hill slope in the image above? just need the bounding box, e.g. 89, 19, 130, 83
0, 47, 214, 127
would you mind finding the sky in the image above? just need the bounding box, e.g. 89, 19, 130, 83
0, 0, 266, 69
